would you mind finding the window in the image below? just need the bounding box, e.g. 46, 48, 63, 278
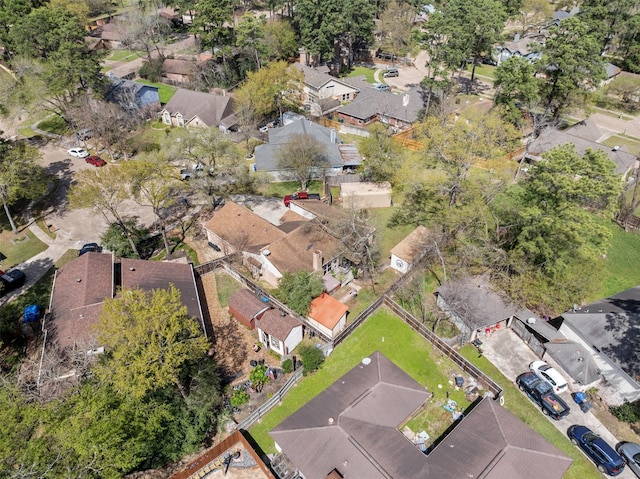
342, 93, 349, 101
163, 112, 170, 125
177, 115, 184, 127
270, 337, 281, 350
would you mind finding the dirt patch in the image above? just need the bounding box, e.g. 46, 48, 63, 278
589, 394, 640, 443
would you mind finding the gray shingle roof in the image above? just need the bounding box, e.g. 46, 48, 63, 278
162, 88, 235, 127
294, 63, 357, 91
337, 86, 424, 123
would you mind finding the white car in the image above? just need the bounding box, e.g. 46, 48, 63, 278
67, 148, 89, 158
529, 360, 568, 394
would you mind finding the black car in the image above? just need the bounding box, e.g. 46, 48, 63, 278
516, 371, 570, 420
78, 243, 101, 256
0, 269, 26, 295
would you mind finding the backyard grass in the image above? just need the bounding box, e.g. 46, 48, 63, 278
0, 228, 47, 270
344, 66, 376, 83
458, 345, 601, 479
37, 115, 70, 136
249, 309, 472, 453
106, 49, 139, 62
597, 218, 640, 300
135, 79, 177, 104
369, 207, 415, 259
465, 63, 497, 81
18, 127, 37, 138
215, 270, 243, 307
602, 134, 640, 156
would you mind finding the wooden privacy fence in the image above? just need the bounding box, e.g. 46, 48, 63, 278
235, 369, 303, 431
383, 296, 503, 399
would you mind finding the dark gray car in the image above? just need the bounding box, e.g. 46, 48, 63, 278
617, 442, 640, 477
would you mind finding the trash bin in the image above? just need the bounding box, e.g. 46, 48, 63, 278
455, 377, 464, 388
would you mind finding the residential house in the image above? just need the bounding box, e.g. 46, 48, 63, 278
42, 253, 206, 378
270, 351, 572, 479
254, 118, 362, 179
526, 118, 639, 176
97, 23, 125, 49
228, 289, 270, 330
603, 62, 623, 85
294, 63, 361, 116
105, 76, 160, 115
160, 88, 237, 130
496, 34, 544, 64
336, 85, 424, 131
553, 286, 640, 404
340, 181, 392, 209
390, 225, 429, 274
256, 309, 303, 355
548, 6, 580, 28
307, 292, 348, 338
436, 275, 519, 342
162, 58, 196, 85
202, 201, 348, 285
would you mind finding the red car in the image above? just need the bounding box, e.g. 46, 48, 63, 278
85, 155, 107, 167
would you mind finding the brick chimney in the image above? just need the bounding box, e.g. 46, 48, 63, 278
313, 250, 323, 272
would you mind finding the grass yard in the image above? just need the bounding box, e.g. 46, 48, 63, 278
369, 207, 417, 259
37, 115, 70, 136
214, 270, 243, 307
135, 79, 176, 104
249, 309, 472, 453
465, 64, 497, 81
344, 66, 376, 83
602, 134, 640, 156
106, 49, 139, 62
0, 228, 47, 270
597, 218, 640, 300
18, 127, 37, 138
458, 345, 601, 479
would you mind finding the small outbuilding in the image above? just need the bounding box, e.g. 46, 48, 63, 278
228, 289, 270, 330
256, 309, 303, 356
340, 182, 392, 210
307, 293, 348, 338
390, 225, 429, 274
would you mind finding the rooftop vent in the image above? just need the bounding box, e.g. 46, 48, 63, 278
527, 317, 536, 325
612, 145, 620, 151
328, 417, 334, 425
76, 278, 82, 283
129, 267, 135, 271
262, 250, 270, 256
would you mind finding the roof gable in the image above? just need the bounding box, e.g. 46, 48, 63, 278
337, 86, 424, 123
163, 88, 234, 127
390, 226, 429, 263
229, 289, 270, 320
257, 309, 301, 340
308, 293, 348, 329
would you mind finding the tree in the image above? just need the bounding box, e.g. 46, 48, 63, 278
359, 123, 406, 183
249, 364, 269, 392
504, 145, 620, 279
580, 0, 636, 55
68, 167, 142, 257
493, 56, 540, 125
96, 286, 209, 400
264, 19, 298, 61
539, 17, 605, 120
338, 0, 375, 69
191, 0, 233, 54
233, 60, 303, 124
517, 0, 552, 35
276, 133, 329, 191
116, 10, 172, 62
235, 12, 267, 70
0, 136, 46, 234
298, 344, 324, 375
274, 271, 324, 316
376, 0, 414, 61
296, 0, 343, 65
100, 216, 149, 258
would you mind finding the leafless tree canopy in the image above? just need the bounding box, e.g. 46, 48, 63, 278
275, 133, 328, 191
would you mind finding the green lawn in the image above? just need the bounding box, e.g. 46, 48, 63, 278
37, 115, 70, 136
458, 345, 601, 479
602, 134, 640, 156
465, 63, 497, 82
344, 66, 376, 83
106, 49, 139, 62
0, 227, 47, 270
249, 309, 472, 453
215, 271, 243, 307
135, 79, 176, 104
369, 207, 415, 260
597, 219, 640, 299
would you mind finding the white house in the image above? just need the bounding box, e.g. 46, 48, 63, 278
256, 309, 303, 356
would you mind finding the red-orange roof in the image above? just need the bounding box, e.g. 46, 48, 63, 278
308, 293, 348, 330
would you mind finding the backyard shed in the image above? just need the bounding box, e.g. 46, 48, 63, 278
390, 226, 429, 274
307, 293, 348, 338
256, 310, 303, 356
340, 182, 392, 209
228, 289, 270, 330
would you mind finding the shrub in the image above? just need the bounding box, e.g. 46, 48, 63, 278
139, 59, 164, 82
230, 389, 249, 407
282, 358, 293, 374
610, 402, 640, 423
299, 345, 324, 376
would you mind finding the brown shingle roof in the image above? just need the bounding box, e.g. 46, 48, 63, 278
426, 398, 572, 479
308, 293, 348, 330
270, 351, 430, 479
203, 201, 286, 253
228, 289, 270, 321
163, 59, 196, 76
390, 225, 429, 263
48, 252, 114, 351
256, 309, 301, 340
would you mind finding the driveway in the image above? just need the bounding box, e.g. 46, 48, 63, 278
481, 329, 636, 478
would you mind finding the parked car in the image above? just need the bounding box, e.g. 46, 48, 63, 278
568, 425, 625, 476
67, 147, 89, 158
283, 191, 321, 207
85, 155, 107, 167
0, 269, 26, 296
617, 442, 640, 477
78, 243, 101, 256
383, 68, 399, 78
372, 82, 390, 91
481, 57, 498, 66
530, 360, 568, 393
516, 372, 570, 420
75, 128, 93, 141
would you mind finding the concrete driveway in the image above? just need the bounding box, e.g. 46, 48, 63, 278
38, 143, 155, 244
481, 329, 636, 478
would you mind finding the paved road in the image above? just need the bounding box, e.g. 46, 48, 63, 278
482, 329, 637, 478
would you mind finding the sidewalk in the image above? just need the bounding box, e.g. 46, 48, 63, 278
480, 328, 636, 478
